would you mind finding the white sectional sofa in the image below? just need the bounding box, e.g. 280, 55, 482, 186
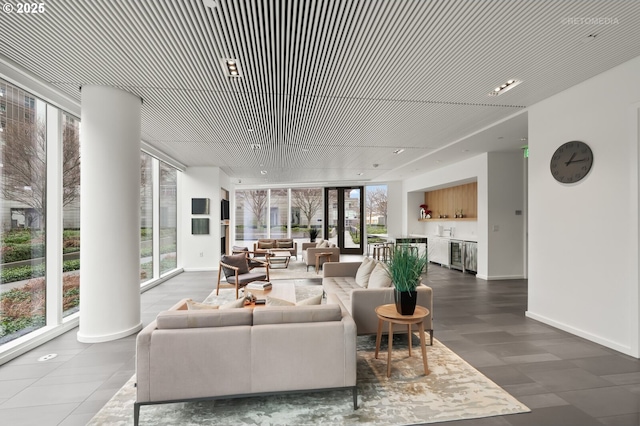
322, 260, 433, 342
134, 298, 357, 425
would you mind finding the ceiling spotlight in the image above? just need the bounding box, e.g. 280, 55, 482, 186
301, 148, 309, 152
251, 143, 261, 150
247, 128, 254, 132
489, 79, 521, 96
202, 0, 218, 8
260, 170, 267, 175
357, 172, 364, 176
223, 58, 242, 78
393, 149, 405, 155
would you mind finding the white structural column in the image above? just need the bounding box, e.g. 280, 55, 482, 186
77, 86, 143, 343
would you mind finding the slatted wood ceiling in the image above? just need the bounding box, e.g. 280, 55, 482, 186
0, 0, 639, 184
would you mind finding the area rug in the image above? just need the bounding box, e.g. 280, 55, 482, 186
88, 334, 529, 425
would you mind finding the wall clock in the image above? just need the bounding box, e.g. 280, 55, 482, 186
549, 141, 593, 184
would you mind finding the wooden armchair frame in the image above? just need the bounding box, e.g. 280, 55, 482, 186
217, 258, 270, 299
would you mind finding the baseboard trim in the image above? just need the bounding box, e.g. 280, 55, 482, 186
525, 311, 634, 357
476, 274, 525, 281
183, 267, 217, 272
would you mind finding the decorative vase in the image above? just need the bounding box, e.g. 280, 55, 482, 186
394, 288, 417, 315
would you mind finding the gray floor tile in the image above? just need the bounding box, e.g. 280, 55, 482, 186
527, 368, 614, 392
517, 393, 569, 409
571, 355, 640, 376
0, 380, 103, 408
501, 353, 562, 364
0, 402, 79, 426
0, 378, 37, 398
535, 341, 611, 359
504, 404, 604, 426
598, 413, 640, 426
603, 372, 640, 386
557, 387, 639, 418
478, 365, 535, 386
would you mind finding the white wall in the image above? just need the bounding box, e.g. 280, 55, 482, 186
387, 181, 404, 238
487, 152, 526, 279
181, 167, 221, 271
527, 54, 640, 356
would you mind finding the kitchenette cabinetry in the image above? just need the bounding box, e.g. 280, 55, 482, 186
427, 236, 477, 274
429, 237, 451, 267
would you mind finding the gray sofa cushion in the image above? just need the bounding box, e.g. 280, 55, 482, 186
156, 309, 253, 329
253, 305, 342, 325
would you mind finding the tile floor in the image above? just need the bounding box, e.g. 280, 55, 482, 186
0, 260, 639, 425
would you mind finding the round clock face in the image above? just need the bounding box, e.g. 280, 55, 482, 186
550, 141, 593, 184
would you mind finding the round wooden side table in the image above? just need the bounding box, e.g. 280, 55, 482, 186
374, 304, 430, 377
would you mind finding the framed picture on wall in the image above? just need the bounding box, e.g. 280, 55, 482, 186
192, 198, 210, 215
192, 218, 210, 235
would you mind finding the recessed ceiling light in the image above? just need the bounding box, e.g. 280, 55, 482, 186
488, 79, 521, 96
260, 170, 267, 175
222, 58, 242, 78
393, 149, 405, 154
251, 143, 261, 150
248, 128, 254, 132
520, 137, 527, 141
357, 172, 364, 176
202, 0, 218, 9
301, 148, 309, 152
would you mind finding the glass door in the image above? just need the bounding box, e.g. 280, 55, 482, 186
324, 187, 364, 254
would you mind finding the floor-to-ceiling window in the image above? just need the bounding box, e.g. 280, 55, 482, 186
291, 187, 323, 243
234, 187, 324, 250
61, 112, 81, 318
235, 189, 267, 249
159, 162, 177, 274
269, 189, 288, 239
140, 153, 154, 283
0, 76, 182, 363
0, 80, 47, 343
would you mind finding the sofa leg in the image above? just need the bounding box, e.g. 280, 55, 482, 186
429, 329, 433, 346
134, 402, 140, 426
353, 386, 358, 409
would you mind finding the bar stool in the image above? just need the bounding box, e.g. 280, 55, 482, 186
397, 244, 419, 257
373, 243, 392, 261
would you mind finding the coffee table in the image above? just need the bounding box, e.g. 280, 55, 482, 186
374, 304, 430, 377
266, 250, 292, 269
241, 281, 296, 307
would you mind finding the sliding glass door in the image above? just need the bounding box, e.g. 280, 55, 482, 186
324, 187, 363, 254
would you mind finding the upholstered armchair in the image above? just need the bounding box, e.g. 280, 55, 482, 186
217, 253, 270, 299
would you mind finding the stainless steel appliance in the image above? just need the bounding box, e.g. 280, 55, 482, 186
449, 240, 464, 271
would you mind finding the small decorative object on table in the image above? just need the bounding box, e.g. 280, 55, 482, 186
246, 281, 272, 290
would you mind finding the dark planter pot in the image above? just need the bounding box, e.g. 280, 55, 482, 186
394, 288, 418, 315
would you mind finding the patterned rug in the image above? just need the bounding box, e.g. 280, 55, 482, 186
89, 332, 529, 425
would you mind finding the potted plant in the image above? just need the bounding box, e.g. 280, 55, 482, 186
308, 227, 319, 242
386, 246, 428, 315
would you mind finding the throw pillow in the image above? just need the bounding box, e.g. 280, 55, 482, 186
219, 297, 247, 309
258, 241, 274, 249
355, 257, 377, 288
220, 253, 250, 277
296, 294, 323, 306
232, 245, 248, 253
368, 262, 392, 288
277, 241, 293, 248
186, 299, 219, 310
319, 240, 329, 248
266, 296, 295, 306
315, 239, 324, 248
